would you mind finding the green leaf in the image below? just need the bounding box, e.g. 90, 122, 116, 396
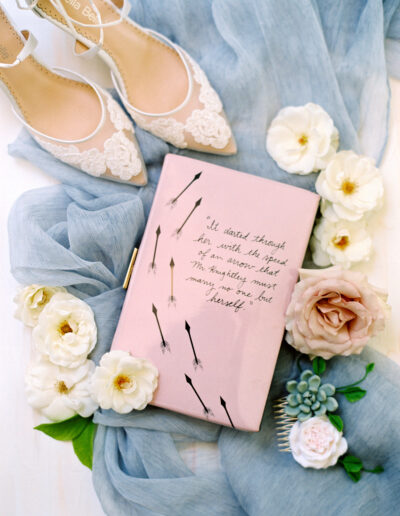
328, 413, 344, 432
35, 415, 90, 441
335, 362, 376, 391
341, 455, 363, 473
312, 357, 326, 376
72, 421, 97, 470
346, 470, 361, 483
342, 387, 367, 403
364, 465, 384, 474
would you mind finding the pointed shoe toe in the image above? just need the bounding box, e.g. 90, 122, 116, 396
125, 52, 237, 157
183, 109, 237, 155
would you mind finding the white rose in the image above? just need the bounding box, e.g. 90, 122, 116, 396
33, 293, 97, 368
316, 151, 384, 221
14, 285, 67, 327
289, 416, 348, 469
266, 103, 339, 175
90, 350, 158, 414
25, 357, 98, 421
311, 217, 372, 268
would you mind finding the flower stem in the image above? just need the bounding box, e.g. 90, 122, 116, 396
336, 368, 371, 391
295, 354, 303, 373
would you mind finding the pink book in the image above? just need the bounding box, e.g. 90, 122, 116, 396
112, 154, 319, 431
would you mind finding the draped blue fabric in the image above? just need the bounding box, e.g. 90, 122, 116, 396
7, 1, 400, 514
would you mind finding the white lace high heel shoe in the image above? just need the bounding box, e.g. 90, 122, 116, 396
0, 5, 147, 185
19, 0, 237, 155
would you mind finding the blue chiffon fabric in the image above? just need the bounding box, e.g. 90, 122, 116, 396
7, 1, 400, 514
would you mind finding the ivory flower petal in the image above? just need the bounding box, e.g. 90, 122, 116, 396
316, 151, 384, 221
90, 350, 158, 414
285, 267, 388, 359
33, 292, 97, 368
311, 218, 372, 268
14, 285, 67, 327
289, 416, 347, 469
25, 357, 98, 421
266, 103, 339, 175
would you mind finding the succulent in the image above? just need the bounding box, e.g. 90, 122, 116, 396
284, 369, 338, 422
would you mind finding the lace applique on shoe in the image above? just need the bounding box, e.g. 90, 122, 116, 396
128, 53, 231, 150
78, 147, 106, 177
34, 94, 142, 180
107, 95, 133, 132
189, 57, 223, 113
104, 131, 142, 180
133, 114, 187, 149
35, 139, 107, 177
186, 109, 232, 149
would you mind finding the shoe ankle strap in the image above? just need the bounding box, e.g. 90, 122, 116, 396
18, 0, 131, 58
0, 30, 37, 68
16, 0, 40, 10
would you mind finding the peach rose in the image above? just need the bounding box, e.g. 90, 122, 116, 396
285, 267, 388, 359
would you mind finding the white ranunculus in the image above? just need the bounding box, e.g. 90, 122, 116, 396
311, 217, 372, 268
14, 285, 67, 327
25, 357, 98, 421
289, 416, 347, 469
316, 151, 384, 221
90, 350, 158, 414
33, 292, 97, 368
266, 103, 339, 175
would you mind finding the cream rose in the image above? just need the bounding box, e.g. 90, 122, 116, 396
316, 151, 384, 221
14, 285, 67, 327
90, 350, 158, 413
289, 416, 348, 469
25, 357, 98, 421
285, 267, 388, 359
266, 103, 339, 175
311, 217, 372, 268
33, 292, 97, 368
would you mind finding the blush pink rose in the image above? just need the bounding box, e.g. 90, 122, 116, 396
285, 267, 388, 359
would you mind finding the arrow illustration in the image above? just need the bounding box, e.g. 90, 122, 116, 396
152, 303, 169, 352
150, 226, 161, 272
185, 321, 202, 370
185, 374, 212, 416
168, 172, 202, 206
169, 257, 176, 305
220, 397, 235, 429
176, 198, 202, 236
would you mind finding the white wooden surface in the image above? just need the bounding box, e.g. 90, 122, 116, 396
1, 2, 107, 515
1, 1, 399, 515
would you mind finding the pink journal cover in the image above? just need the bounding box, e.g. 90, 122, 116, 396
112, 154, 319, 431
